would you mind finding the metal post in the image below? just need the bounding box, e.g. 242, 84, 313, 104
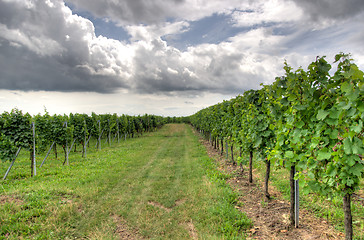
84, 132, 86, 158
108, 119, 111, 146
85, 134, 92, 158
3, 147, 22, 180
65, 121, 69, 165
226, 141, 229, 159
294, 169, 299, 228
117, 119, 120, 143
40, 141, 55, 167
67, 138, 77, 156
32, 122, 36, 176
113, 132, 117, 142
98, 121, 101, 150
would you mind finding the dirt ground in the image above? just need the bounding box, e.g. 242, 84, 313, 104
112, 214, 143, 240
198, 137, 346, 240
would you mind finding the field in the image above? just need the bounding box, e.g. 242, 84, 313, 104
0, 124, 251, 239
1, 123, 363, 239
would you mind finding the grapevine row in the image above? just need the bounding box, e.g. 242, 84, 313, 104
190, 53, 363, 240
1, 111, 167, 178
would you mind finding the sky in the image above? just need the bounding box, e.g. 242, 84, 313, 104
0, 0, 364, 117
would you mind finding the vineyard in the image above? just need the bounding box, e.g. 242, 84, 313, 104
190, 53, 364, 240
1, 53, 363, 240
0, 110, 168, 179
0, 124, 253, 239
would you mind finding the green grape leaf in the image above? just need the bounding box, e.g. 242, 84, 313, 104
346, 178, 354, 186
329, 107, 341, 119
317, 109, 329, 120
343, 138, 352, 155
347, 155, 359, 167
357, 101, 364, 112
340, 101, 352, 110
294, 104, 307, 111
341, 81, 352, 93
326, 163, 336, 177
347, 90, 359, 102
335, 54, 341, 62
254, 137, 262, 148
350, 120, 362, 134
329, 129, 339, 139
352, 137, 364, 155
346, 107, 357, 117
350, 65, 364, 79
349, 163, 364, 177
325, 118, 338, 126
296, 120, 304, 129
280, 98, 289, 106
285, 151, 294, 159
317, 150, 331, 160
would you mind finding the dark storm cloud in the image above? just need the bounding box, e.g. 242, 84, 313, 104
0, 0, 262, 96
291, 0, 364, 20
1, 0, 363, 98
0, 41, 125, 93
67, 0, 186, 25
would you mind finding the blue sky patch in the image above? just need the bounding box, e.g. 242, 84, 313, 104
163, 13, 249, 50
65, 3, 248, 50
65, 2, 131, 42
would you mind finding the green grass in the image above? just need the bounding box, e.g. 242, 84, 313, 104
1, 124, 251, 239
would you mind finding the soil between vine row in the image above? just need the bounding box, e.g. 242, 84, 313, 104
197, 135, 345, 240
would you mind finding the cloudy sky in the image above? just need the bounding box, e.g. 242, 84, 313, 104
1, 0, 364, 116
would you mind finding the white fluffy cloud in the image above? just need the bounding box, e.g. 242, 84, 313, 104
0, 0, 363, 97
125, 21, 190, 42
231, 0, 303, 27
0, 0, 136, 92
0, 0, 283, 95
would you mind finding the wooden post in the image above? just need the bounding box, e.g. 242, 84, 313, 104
343, 193, 353, 240
249, 151, 253, 183
220, 139, 224, 155
264, 158, 271, 200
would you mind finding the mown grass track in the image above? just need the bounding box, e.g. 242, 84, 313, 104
0, 124, 251, 239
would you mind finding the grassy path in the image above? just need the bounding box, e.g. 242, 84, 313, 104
0, 124, 250, 239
